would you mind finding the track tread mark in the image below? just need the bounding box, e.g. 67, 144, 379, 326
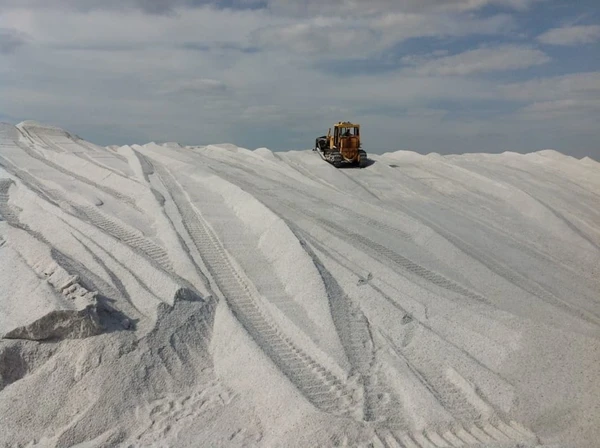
454, 425, 479, 444
76, 206, 172, 271
480, 421, 510, 442
378, 430, 404, 448
466, 425, 493, 444
375, 419, 539, 448
274, 201, 484, 302
394, 432, 421, 448
394, 203, 600, 326
424, 430, 451, 447
13, 134, 139, 209
441, 429, 464, 447
196, 158, 414, 242
151, 162, 359, 417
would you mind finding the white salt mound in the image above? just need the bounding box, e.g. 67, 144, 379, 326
0, 121, 599, 448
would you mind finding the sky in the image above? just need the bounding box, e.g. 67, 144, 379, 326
1, 0, 599, 158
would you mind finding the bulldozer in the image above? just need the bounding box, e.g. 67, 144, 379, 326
314, 122, 368, 168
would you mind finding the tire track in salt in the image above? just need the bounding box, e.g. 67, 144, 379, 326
298, 231, 540, 447
13, 128, 139, 209
345, 162, 600, 326
0, 178, 106, 338
391, 202, 600, 327
374, 331, 540, 447
132, 150, 212, 289
371, 418, 538, 448
535, 197, 600, 253
76, 138, 129, 163
200, 156, 413, 241
143, 151, 535, 448
152, 163, 361, 418
0, 156, 63, 208
297, 234, 515, 385
0, 156, 173, 280
74, 206, 172, 271
304, 212, 484, 302
0, 177, 156, 319
231, 176, 485, 303
296, 233, 411, 427
25, 125, 133, 179
296, 234, 379, 421
192, 162, 474, 302
295, 231, 542, 447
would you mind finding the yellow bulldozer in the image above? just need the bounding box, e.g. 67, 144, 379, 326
314, 122, 368, 168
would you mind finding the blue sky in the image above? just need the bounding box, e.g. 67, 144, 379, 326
1, 0, 599, 158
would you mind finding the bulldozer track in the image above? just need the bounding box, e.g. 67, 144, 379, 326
294, 231, 534, 440
370, 418, 537, 448
74, 152, 132, 180
339, 166, 600, 327
24, 124, 131, 178
371, 244, 480, 301
259, 190, 485, 303
401, 352, 484, 424
198, 156, 414, 242
20, 125, 66, 154
152, 163, 360, 417
76, 206, 172, 271
299, 234, 406, 424
0, 155, 63, 208
300, 237, 374, 419
13, 130, 139, 209
171, 161, 542, 436
0, 156, 172, 274
76, 138, 129, 163
390, 201, 600, 327
192, 161, 472, 301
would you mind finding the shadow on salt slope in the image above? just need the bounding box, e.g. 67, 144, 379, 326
338, 158, 376, 169
95, 295, 138, 334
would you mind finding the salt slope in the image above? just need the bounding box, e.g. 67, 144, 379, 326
0, 122, 598, 448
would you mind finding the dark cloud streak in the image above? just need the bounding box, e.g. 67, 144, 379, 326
0, 0, 536, 15
0, 28, 28, 54
0, 0, 267, 15
181, 41, 260, 53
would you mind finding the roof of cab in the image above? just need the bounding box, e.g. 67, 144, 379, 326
334, 122, 360, 128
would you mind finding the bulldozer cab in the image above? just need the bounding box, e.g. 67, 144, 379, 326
333, 123, 359, 141
315, 121, 367, 167
333, 122, 360, 153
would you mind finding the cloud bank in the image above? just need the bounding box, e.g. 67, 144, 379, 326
0, 0, 599, 158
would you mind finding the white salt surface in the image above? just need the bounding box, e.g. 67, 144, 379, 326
0, 121, 599, 447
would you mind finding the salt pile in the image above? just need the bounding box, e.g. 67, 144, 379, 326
0, 121, 599, 447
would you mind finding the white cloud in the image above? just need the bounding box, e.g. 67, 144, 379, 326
251, 19, 377, 56
0, 0, 542, 15
522, 99, 600, 113
517, 99, 600, 124
503, 73, 600, 127
500, 72, 600, 101
537, 25, 600, 46
265, 0, 540, 16
0, 0, 598, 157
251, 12, 515, 60
373, 11, 514, 39
404, 45, 550, 76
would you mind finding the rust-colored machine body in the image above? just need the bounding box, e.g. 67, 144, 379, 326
314, 122, 367, 168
